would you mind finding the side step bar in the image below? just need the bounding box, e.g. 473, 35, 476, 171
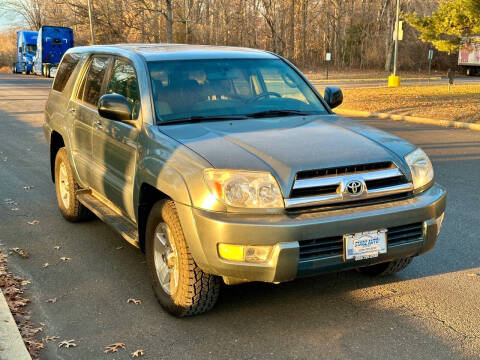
77, 191, 140, 248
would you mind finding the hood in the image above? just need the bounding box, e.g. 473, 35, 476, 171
159, 115, 415, 194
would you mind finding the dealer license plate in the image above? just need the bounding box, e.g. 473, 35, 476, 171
344, 229, 387, 261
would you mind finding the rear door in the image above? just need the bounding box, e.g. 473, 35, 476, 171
91, 57, 140, 220
69, 55, 111, 186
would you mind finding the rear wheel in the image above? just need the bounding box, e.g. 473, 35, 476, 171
146, 200, 221, 316
54, 148, 92, 222
357, 257, 413, 276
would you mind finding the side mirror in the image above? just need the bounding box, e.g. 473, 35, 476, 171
98, 94, 132, 121
324, 86, 343, 109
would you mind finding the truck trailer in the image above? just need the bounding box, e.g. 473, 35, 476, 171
12, 30, 38, 74
33, 26, 74, 77
458, 37, 480, 76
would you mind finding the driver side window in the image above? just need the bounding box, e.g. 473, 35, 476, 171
106, 59, 141, 120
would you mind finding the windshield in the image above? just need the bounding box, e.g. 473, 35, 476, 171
148, 59, 327, 123
24, 44, 37, 53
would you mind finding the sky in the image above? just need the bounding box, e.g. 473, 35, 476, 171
0, 8, 23, 31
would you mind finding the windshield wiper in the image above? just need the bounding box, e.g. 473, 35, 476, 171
159, 115, 248, 125
244, 109, 311, 118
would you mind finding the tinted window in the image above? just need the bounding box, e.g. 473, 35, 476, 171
106, 59, 140, 119
80, 56, 109, 106
53, 53, 82, 92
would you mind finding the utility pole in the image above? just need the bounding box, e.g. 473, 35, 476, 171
392, 0, 400, 77
87, 0, 95, 45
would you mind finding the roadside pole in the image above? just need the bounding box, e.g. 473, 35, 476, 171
88, 0, 95, 45
388, 0, 401, 87
325, 52, 331, 80
428, 50, 434, 84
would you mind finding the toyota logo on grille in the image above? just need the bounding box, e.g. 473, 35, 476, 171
345, 180, 364, 196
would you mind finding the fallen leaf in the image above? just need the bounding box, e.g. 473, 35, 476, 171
131, 349, 145, 357
27, 220, 40, 225
42, 335, 60, 342
116, 246, 124, 250
54, 246, 61, 250
23, 186, 34, 190
9, 248, 30, 258
104, 342, 126, 353
45, 298, 57, 304
58, 339, 77, 348
21, 280, 31, 286
43, 263, 49, 268
60, 257, 70, 262
127, 298, 142, 305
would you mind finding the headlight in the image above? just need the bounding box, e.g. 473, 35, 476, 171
405, 148, 434, 189
204, 169, 284, 209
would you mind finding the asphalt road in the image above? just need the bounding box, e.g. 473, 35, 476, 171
1, 73, 480, 360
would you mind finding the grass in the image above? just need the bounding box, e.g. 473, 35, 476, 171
336, 84, 480, 123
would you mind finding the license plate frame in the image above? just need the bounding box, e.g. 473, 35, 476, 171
344, 229, 387, 261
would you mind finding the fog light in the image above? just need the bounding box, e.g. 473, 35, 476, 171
245, 246, 272, 263
435, 212, 445, 235
218, 244, 245, 262
218, 244, 272, 263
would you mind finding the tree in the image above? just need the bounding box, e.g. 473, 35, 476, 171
406, 0, 480, 53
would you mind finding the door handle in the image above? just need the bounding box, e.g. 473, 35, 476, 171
94, 121, 104, 129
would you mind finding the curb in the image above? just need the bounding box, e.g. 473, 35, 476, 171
335, 108, 480, 131
0, 290, 31, 360
309, 76, 442, 83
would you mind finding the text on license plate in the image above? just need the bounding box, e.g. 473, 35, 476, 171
344, 229, 387, 261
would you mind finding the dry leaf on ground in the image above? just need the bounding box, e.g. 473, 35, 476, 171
54, 246, 61, 250
9, 248, 30, 258
60, 257, 70, 262
23, 186, 34, 190
42, 263, 49, 268
42, 336, 60, 342
131, 349, 145, 357
58, 339, 77, 348
27, 220, 40, 225
127, 298, 142, 305
45, 298, 57, 304
104, 342, 126, 353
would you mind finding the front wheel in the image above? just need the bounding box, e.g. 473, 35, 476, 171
357, 257, 413, 276
146, 200, 221, 316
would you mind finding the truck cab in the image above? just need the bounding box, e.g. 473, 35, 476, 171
33, 26, 74, 77
13, 30, 38, 74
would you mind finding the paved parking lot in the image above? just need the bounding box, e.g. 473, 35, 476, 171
0, 73, 479, 359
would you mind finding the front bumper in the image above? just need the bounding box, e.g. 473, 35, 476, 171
176, 184, 446, 283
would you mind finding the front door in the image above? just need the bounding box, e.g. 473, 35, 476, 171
91, 57, 140, 220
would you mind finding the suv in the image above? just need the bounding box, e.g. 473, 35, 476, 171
43, 44, 446, 316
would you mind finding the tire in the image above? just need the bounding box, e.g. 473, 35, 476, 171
146, 200, 221, 317
54, 148, 92, 222
357, 257, 413, 276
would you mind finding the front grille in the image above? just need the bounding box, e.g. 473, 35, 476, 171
298, 222, 424, 261
286, 162, 413, 209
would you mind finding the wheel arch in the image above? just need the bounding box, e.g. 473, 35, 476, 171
50, 131, 65, 182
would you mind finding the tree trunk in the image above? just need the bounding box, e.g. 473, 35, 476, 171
166, 0, 173, 43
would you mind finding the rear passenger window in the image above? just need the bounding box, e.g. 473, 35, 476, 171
52, 53, 82, 92
79, 56, 109, 106
106, 59, 140, 119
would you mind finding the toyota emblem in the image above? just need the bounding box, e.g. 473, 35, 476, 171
345, 180, 364, 196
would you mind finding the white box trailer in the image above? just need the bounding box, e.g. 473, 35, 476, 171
458, 37, 480, 76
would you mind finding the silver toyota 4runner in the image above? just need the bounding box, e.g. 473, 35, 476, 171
43, 44, 446, 316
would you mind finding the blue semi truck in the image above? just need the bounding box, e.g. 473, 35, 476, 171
12, 30, 38, 74
33, 26, 74, 77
